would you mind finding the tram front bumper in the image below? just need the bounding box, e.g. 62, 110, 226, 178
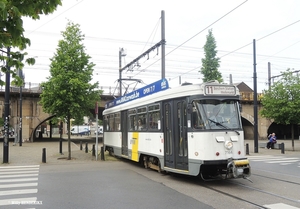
228, 159, 251, 179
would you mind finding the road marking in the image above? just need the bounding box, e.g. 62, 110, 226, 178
0, 170, 39, 175
0, 173, 38, 178
264, 203, 300, 209
0, 178, 38, 183
0, 189, 38, 196
0, 165, 41, 207
0, 183, 38, 189
0, 197, 37, 206
0, 165, 40, 168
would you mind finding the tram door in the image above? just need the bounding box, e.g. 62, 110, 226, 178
164, 99, 188, 170
121, 111, 128, 156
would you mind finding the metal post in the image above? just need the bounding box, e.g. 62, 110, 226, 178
92, 144, 95, 156
85, 142, 88, 153
3, 47, 10, 163
59, 121, 62, 154
80, 141, 82, 150
19, 69, 22, 146
246, 143, 249, 155
95, 102, 98, 160
253, 39, 258, 153
119, 49, 122, 96
161, 10, 165, 79
281, 143, 285, 154
101, 146, 105, 161
42, 148, 46, 163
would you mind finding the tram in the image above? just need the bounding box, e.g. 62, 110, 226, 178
103, 79, 251, 180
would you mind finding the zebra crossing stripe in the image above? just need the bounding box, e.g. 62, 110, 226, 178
0, 183, 38, 189
0, 170, 39, 175
0, 165, 40, 171
0, 177, 38, 183
0, 173, 38, 178
0, 197, 37, 206
0, 189, 38, 196
267, 159, 299, 164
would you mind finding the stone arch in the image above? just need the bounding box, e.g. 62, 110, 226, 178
31, 114, 56, 141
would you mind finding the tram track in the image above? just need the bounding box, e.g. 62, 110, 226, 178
198, 181, 269, 209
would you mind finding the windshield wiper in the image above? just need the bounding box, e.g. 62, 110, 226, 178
208, 119, 240, 135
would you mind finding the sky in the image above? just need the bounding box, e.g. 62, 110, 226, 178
22, 0, 300, 94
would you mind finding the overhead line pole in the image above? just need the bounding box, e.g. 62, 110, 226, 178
161, 10, 165, 79
253, 39, 258, 153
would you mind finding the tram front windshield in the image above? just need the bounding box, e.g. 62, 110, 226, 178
192, 99, 242, 130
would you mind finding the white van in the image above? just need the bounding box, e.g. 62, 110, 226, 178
94, 126, 103, 135
70, 125, 90, 135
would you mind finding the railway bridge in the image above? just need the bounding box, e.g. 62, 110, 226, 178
0, 82, 294, 142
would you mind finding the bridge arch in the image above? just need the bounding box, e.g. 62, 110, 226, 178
31, 114, 56, 141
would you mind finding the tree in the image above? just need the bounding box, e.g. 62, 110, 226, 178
40, 21, 101, 159
0, 0, 62, 86
260, 69, 300, 151
200, 29, 223, 83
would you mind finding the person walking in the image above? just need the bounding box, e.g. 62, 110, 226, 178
266, 133, 277, 149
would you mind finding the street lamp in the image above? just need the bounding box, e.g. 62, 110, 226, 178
3, 47, 10, 163
18, 69, 24, 146
119, 48, 126, 96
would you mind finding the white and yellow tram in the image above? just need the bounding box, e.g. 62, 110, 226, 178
103, 79, 251, 180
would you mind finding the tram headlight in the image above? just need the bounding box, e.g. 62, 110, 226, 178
224, 141, 233, 150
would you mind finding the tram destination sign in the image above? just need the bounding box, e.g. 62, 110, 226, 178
105, 79, 169, 108
205, 85, 236, 95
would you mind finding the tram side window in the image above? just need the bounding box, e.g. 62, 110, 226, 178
137, 107, 147, 131
104, 115, 109, 131
128, 109, 137, 131
114, 113, 120, 131
108, 114, 114, 131
148, 104, 160, 130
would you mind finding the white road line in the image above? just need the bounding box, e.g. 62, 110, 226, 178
0, 178, 38, 183
0, 168, 39, 172
0, 170, 39, 175
0, 189, 38, 196
0, 165, 40, 169
266, 160, 300, 164
264, 203, 300, 209
0, 183, 38, 189
0, 197, 37, 206
0, 174, 38, 178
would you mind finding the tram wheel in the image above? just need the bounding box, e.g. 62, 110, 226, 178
143, 156, 149, 169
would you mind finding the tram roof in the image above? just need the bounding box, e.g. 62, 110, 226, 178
104, 79, 240, 113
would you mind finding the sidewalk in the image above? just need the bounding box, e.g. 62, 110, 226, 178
244, 139, 300, 155
1, 138, 299, 166
0, 140, 103, 166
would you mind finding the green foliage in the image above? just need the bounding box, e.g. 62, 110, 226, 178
0, 0, 62, 86
72, 117, 84, 126
200, 29, 223, 83
40, 20, 101, 129
260, 69, 300, 125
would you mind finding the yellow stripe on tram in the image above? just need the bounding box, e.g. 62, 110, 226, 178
131, 132, 139, 162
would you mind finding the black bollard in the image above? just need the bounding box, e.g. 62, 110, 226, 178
92, 144, 95, 156
246, 143, 249, 155
85, 142, 88, 153
59, 139, 62, 154
80, 141, 82, 150
42, 148, 46, 163
101, 146, 105, 161
281, 143, 285, 154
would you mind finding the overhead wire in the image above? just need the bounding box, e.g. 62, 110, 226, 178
132, 0, 249, 79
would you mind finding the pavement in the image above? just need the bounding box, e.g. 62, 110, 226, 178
0, 137, 299, 166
